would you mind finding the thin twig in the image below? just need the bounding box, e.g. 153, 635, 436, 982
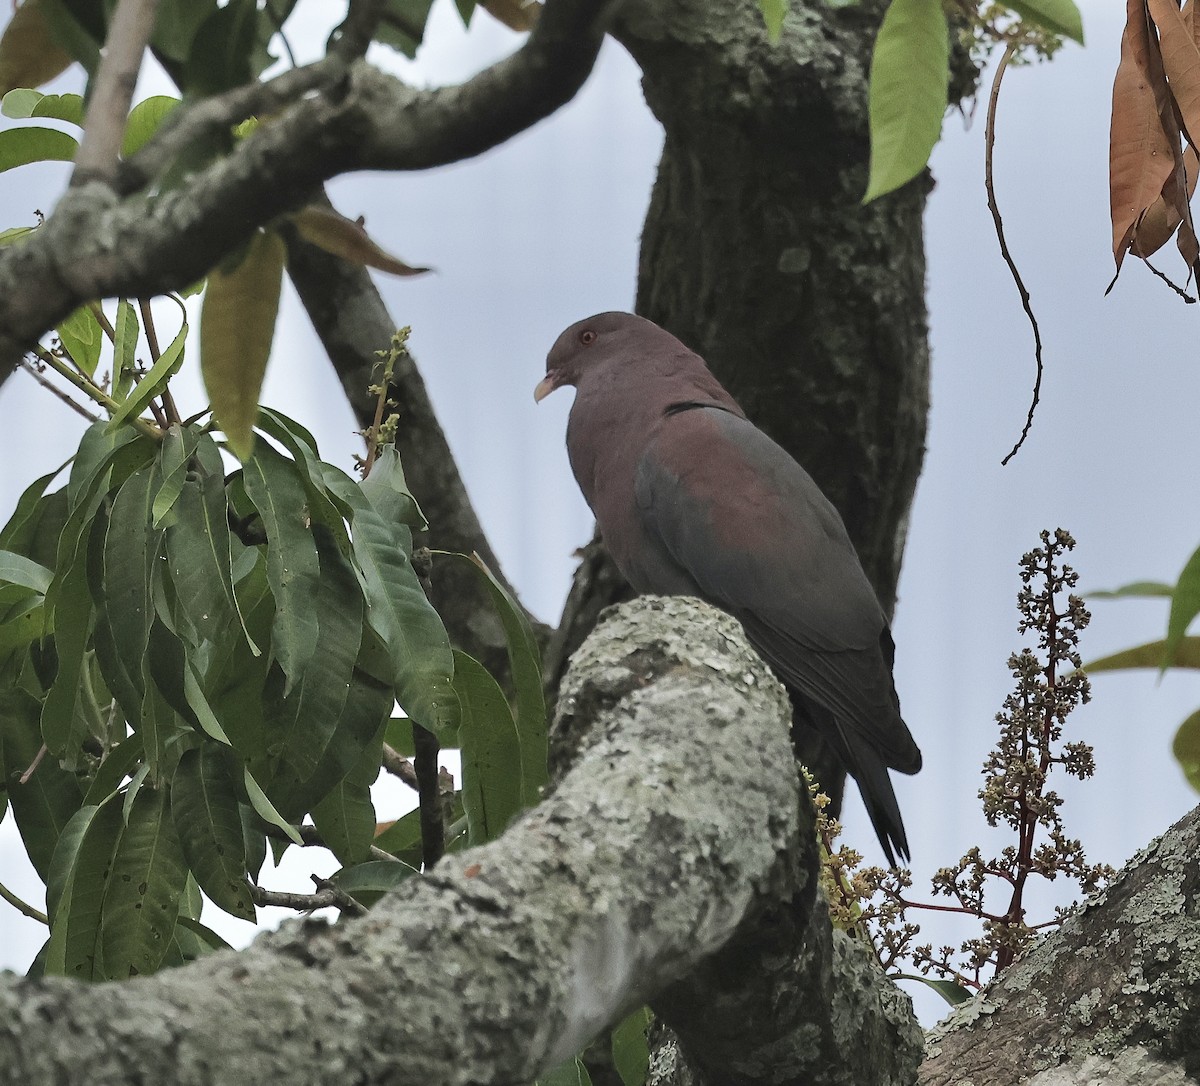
73, 0, 164, 184
1142, 258, 1197, 302
334, 0, 388, 60
986, 42, 1044, 466
250, 883, 342, 913
311, 875, 369, 917
31, 344, 161, 439
18, 743, 48, 785
413, 723, 444, 869
381, 742, 419, 789
19, 358, 101, 421
0, 878, 48, 925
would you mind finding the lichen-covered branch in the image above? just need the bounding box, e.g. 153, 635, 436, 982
0, 598, 834, 1085
0, 0, 620, 384
920, 805, 1200, 1086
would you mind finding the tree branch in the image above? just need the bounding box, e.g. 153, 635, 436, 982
920, 804, 1200, 1085
0, 597, 873, 1085
73, 0, 162, 185
0, 0, 621, 386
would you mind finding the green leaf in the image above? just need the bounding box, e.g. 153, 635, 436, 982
538, 1056, 593, 1086
373, 0, 434, 57
450, 552, 547, 808
372, 804, 423, 863
83, 732, 144, 806
107, 319, 187, 431
34, 0, 101, 76
1087, 580, 1174, 600
323, 467, 455, 737
171, 745, 256, 921
360, 445, 427, 531
0, 689, 85, 881
1173, 710, 1200, 793
1086, 638, 1200, 673
152, 0, 220, 62
612, 1006, 652, 1086
57, 304, 102, 376
243, 767, 302, 844
454, 0, 476, 25
454, 650, 522, 847
1166, 543, 1200, 670
0, 0, 74, 95
164, 432, 256, 651
100, 786, 189, 978
2, 89, 83, 123
112, 299, 139, 401
43, 795, 123, 980
40, 554, 92, 757
152, 423, 197, 528
182, 0, 262, 95
896, 973, 974, 1005
175, 913, 234, 952
863, 0, 948, 202
312, 777, 376, 866
1000, 0, 1082, 44
0, 550, 52, 593
121, 94, 180, 157
758, 0, 787, 42
0, 463, 68, 552
0, 124, 77, 170
201, 230, 285, 460
329, 857, 417, 906
242, 442, 321, 692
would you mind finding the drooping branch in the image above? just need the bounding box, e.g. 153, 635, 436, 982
0, 597, 910, 1086
0, 0, 621, 384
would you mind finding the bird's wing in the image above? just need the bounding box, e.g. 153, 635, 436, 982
634, 405, 919, 772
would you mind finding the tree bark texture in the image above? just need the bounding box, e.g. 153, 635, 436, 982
920, 805, 1200, 1086
0, 598, 916, 1086
548, 0, 931, 811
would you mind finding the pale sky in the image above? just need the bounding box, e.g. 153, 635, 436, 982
0, 0, 1195, 1024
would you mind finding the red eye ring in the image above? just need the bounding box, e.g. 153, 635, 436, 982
579, 329, 597, 346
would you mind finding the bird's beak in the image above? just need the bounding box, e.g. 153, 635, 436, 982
533, 373, 557, 403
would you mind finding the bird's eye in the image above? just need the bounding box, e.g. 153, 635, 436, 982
579, 330, 597, 346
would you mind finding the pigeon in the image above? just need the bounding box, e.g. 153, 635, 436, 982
535, 311, 921, 864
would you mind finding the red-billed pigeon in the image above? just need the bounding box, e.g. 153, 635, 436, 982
535, 311, 922, 865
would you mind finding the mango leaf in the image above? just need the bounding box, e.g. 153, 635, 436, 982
322, 468, 455, 737
57, 305, 102, 376
449, 552, 547, 808
1087, 580, 1174, 600
1148, 0, 1200, 157
152, 423, 197, 528
100, 786, 189, 978
241, 442, 322, 693
1172, 709, 1200, 793
537, 1056, 593, 1086
32, 0, 101, 76
0, 550, 52, 593
1086, 637, 1200, 673
243, 767, 302, 844
359, 445, 427, 530
82, 732, 144, 806
175, 914, 234, 952
329, 857, 417, 907
0, 463, 68, 552
1166, 542, 1200, 668
182, 0, 263, 94
107, 319, 187, 431
896, 973, 974, 1005
313, 777, 377, 866
1001, 0, 1082, 43
0, 124, 77, 171
612, 1006, 652, 1086
121, 94, 180, 157
0, 0, 74, 94
291, 204, 431, 277
112, 299, 139, 401
171, 744, 256, 921
863, 0, 948, 202
372, 804, 423, 862
43, 795, 123, 980
0, 689, 85, 880
454, 0, 476, 25
40, 555, 92, 757
201, 230, 285, 460
373, 0, 435, 56
152, 0, 220, 62
758, 0, 787, 42
454, 650, 522, 847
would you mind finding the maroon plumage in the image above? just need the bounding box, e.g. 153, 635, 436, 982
537, 311, 921, 865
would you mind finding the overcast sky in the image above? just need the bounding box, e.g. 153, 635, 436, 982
0, 0, 1195, 1024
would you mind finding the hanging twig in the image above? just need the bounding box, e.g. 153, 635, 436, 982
986, 42, 1045, 466
19, 357, 101, 422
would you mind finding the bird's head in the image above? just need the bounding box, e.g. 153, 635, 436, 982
534, 311, 680, 403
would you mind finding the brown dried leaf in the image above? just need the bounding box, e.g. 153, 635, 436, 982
481, 0, 541, 32
1111, 0, 1176, 266
290, 205, 431, 277
1149, 0, 1200, 147
1132, 145, 1200, 256
0, 0, 73, 95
